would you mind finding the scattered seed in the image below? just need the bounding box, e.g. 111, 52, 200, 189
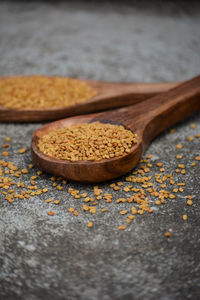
182, 214, 188, 221
88, 221, 93, 228
48, 210, 54, 216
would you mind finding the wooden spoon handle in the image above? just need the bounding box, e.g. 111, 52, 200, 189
139, 75, 200, 146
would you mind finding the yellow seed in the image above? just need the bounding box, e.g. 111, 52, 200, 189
195, 156, 200, 161
128, 215, 135, 220
18, 147, 27, 154
176, 154, 183, 159
191, 162, 196, 167
187, 136, 194, 141
156, 162, 163, 167
120, 210, 128, 215
54, 200, 60, 205
46, 199, 52, 203
68, 207, 74, 212
169, 194, 175, 199
176, 144, 183, 149
101, 208, 106, 212
5, 137, 11, 142
182, 214, 188, 221
118, 225, 126, 230
81, 193, 87, 198
187, 200, 193, 206
48, 210, 54, 216
178, 164, 185, 169
2, 152, 8, 156
164, 232, 171, 237
190, 123, 196, 129
38, 122, 138, 162
43, 188, 48, 193
88, 221, 93, 228
83, 204, 89, 211
155, 200, 161, 205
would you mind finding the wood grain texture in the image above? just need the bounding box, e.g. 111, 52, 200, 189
32, 75, 200, 183
0, 77, 179, 122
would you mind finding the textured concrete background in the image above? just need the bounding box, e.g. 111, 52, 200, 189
0, 1, 200, 300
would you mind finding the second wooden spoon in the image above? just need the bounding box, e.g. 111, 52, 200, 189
0, 77, 179, 122
32, 75, 200, 183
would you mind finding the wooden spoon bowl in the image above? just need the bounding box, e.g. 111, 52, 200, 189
0, 76, 179, 122
32, 75, 200, 183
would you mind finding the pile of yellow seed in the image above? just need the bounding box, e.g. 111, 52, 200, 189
0, 75, 96, 109
38, 121, 138, 161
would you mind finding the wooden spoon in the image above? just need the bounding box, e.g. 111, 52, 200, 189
32, 75, 200, 183
0, 78, 180, 122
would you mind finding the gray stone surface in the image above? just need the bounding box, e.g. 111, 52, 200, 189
0, 1, 200, 300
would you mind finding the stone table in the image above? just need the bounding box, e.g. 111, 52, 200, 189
0, 1, 200, 299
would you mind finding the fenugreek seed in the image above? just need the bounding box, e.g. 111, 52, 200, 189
18, 147, 27, 154
2, 144, 9, 148
187, 136, 194, 141
128, 215, 135, 220
118, 225, 126, 230
0, 76, 97, 109
191, 162, 196, 167
38, 122, 137, 162
176, 144, 183, 149
156, 162, 163, 167
187, 195, 193, 199
46, 199, 52, 203
155, 200, 160, 205
120, 210, 128, 215
190, 123, 196, 129
48, 210, 54, 216
54, 200, 60, 205
2, 152, 8, 156
176, 154, 183, 159
68, 207, 74, 212
101, 208, 106, 212
73, 210, 79, 216
88, 221, 93, 228
195, 156, 200, 161
164, 232, 171, 237
178, 164, 185, 169
182, 214, 188, 221
187, 200, 193, 206
81, 193, 87, 198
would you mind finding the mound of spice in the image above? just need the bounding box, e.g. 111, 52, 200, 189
0, 75, 96, 109
37, 121, 138, 161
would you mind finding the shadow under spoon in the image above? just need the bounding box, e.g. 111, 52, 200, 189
32, 75, 200, 183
